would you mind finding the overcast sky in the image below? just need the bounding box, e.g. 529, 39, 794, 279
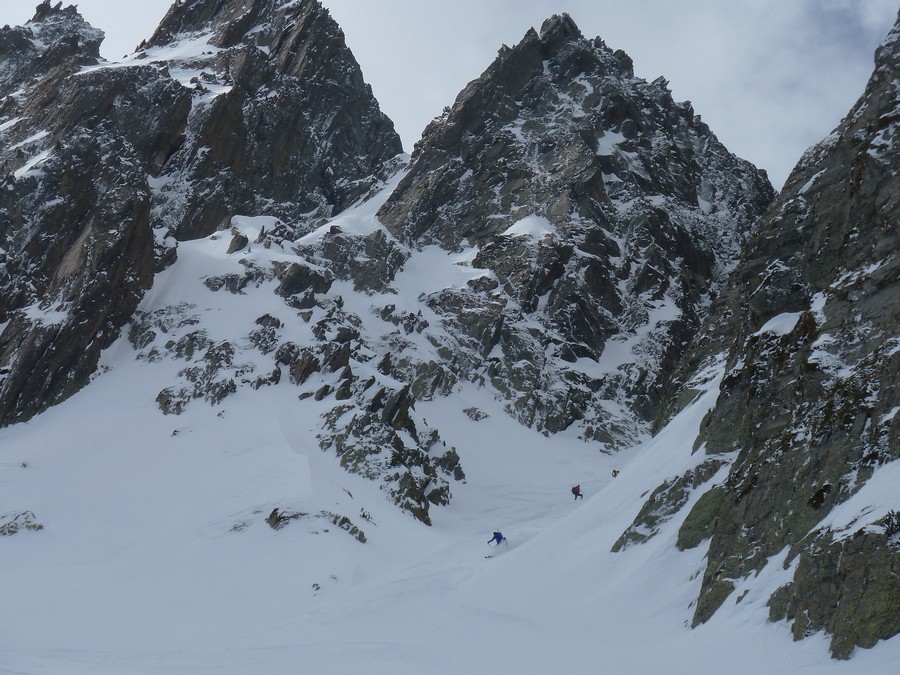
2, 1, 897, 189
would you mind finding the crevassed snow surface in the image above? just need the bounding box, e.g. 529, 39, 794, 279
1, 187, 898, 674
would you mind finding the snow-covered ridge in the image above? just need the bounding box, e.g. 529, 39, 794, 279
78, 31, 233, 103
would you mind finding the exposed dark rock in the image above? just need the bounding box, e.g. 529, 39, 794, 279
274, 262, 333, 298
144, 0, 403, 241
0, 510, 44, 535
320, 383, 456, 525
264, 507, 366, 542
664, 13, 900, 656
376, 13, 774, 442
248, 325, 280, 354
204, 274, 248, 294
266, 507, 304, 530
255, 314, 283, 329
226, 233, 249, 254
768, 524, 900, 659
324, 511, 367, 543
434, 444, 466, 482
289, 350, 320, 385
335, 370, 354, 401
274, 341, 301, 366
612, 459, 724, 551
156, 386, 190, 415
0, 47, 190, 424
0, 0, 401, 426
381, 384, 418, 439
252, 367, 281, 389
0, 2, 102, 100
321, 341, 351, 373
293, 225, 410, 294
464, 407, 489, 422
677, 485, 726, 550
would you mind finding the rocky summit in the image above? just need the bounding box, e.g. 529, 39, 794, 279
379, 14, 774, 445
0, 0, 401, 426
1, 1, 898, 668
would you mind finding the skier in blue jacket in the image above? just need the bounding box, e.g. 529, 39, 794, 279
488, 531, 505, 546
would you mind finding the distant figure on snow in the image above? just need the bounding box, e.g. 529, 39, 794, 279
571, 484, 583, 500
488, 531, 505, 546
611, 469, 620, 478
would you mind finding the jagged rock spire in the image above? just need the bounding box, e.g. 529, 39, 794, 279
539, 13, 582, 42
0, 1, 103, 98
376, 14, 774, 442
143, 0, 402, 240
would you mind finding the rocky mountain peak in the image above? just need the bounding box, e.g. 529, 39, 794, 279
140, 0, 402, 241
539, 13, 582, 43
0, 1, 102, 98
144, 0, 352, 82
26, 0, 102, 56
375, 15, 774, 446
0, 0, 401, 426
380, 13, 769, 250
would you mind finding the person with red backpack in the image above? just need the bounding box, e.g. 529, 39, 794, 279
571, 484, 583, 500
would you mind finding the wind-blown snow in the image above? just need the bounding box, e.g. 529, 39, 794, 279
2, 187, 898, 674
13, 147, 52, 178
502, 213, 555, 239
754, 311, 802, 337
816, 458, 900, 540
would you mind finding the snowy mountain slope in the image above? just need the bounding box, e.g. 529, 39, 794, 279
2, 2, 899, 672
3, 187, 899, 673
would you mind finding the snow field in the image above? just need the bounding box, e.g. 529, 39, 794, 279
2, 187, 898, 674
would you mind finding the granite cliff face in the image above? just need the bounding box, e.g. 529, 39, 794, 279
0, 2, 184, 426
0, 0, 401, 426
634, 11, 900, 658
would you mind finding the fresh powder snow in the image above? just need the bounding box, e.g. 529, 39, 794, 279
2, 184, 898, 675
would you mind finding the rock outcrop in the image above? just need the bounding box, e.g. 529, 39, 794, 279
648, 11, 900, 658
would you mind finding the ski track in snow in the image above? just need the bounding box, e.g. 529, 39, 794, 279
1, 184, 898, 674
